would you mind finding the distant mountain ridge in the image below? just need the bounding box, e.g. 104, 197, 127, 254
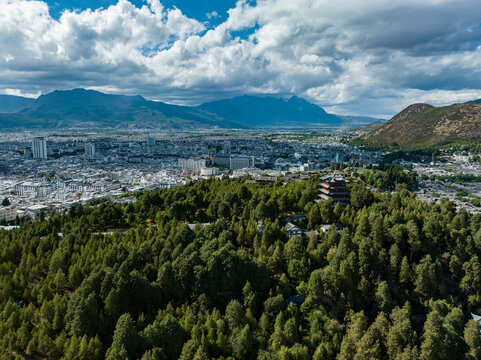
0, 94, 33, 113
0, 89, 379, 130
349, 121, 385, 135
197, 95, 342, 127
364, 102, 481, 147
1, 89, 238, 130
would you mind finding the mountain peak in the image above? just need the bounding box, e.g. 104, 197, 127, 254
24, 88, 149, 113
43, 88, 146, 100
365, 102, 481, 147
197, 95, 340, 127
287, 95, 304, 102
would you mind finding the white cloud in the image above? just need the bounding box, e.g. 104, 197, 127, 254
3, 88, 40, 98
0, 0, 481, 116
206, 11, 219, 19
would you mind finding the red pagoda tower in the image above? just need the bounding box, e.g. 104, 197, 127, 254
319, 175, 350, 205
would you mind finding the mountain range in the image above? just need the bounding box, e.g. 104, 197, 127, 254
364, 101, 481, 147
196, 95, 342, 127
0, 89, 236, 130
0, 89, 380, 130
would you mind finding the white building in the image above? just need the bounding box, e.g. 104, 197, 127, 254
32, 137, 48, 159
300, 163, 316, 172
15, 182, 37, 197
88, 181, 119, 192
200, 167, 219, 176
85, 143, 95, 156
37, 184, 53, 198
213, 154, 255, 170
0, 206, 17, 223
280, 219, 303, 238
67, 182, 86, 193
15, 182, 54, 198
178, 158, 207, 171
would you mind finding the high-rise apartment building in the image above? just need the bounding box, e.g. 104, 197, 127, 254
85, 143, 95, 156
32, 137, 48, 159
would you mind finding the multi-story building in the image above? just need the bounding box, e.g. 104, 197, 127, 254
15, 182, 54, 198
213, 154, 231, 167
25, 204, 49, 219
85, 143, 95, 156
88, 181, 119, 192
32, 137, 48, 159
15, 182, 37, 197
37, 183, 53, 198
319, 175, 350, 205
0, 205, 17, 223
230, 155, 255, 170
200, 167, 219, 176
213, 154, 255, 170
178, 158, 207, 171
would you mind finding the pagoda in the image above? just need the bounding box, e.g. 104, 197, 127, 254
319, 175, 350, 205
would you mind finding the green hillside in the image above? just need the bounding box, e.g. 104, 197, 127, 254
0, 171, 480, 359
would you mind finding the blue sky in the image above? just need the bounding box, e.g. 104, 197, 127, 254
44, 0, 238, 24
1, 0, 481, 117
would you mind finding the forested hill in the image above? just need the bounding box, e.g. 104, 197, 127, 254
1, 169, 481, 359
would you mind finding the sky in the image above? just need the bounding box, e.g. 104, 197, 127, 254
1, 0, 481, 117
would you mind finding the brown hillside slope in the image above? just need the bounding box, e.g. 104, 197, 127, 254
365, 102, 481, 146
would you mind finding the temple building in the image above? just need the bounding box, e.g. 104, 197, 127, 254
319, 175, 350, 205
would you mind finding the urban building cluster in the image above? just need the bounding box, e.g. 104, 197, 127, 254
0, 129, 383, 223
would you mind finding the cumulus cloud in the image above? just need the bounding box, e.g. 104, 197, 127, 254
0, 0, 481, 116
206, 11, 220, 20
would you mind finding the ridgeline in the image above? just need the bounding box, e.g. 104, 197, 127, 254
363, 102, 481, 148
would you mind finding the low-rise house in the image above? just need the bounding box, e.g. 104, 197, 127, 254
303, 230, 319, 240
320, 223, 343, 234
187, 223, 211, 231
280, 218, 303, 238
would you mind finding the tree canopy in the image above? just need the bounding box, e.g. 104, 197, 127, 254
0, 173, 480, 359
